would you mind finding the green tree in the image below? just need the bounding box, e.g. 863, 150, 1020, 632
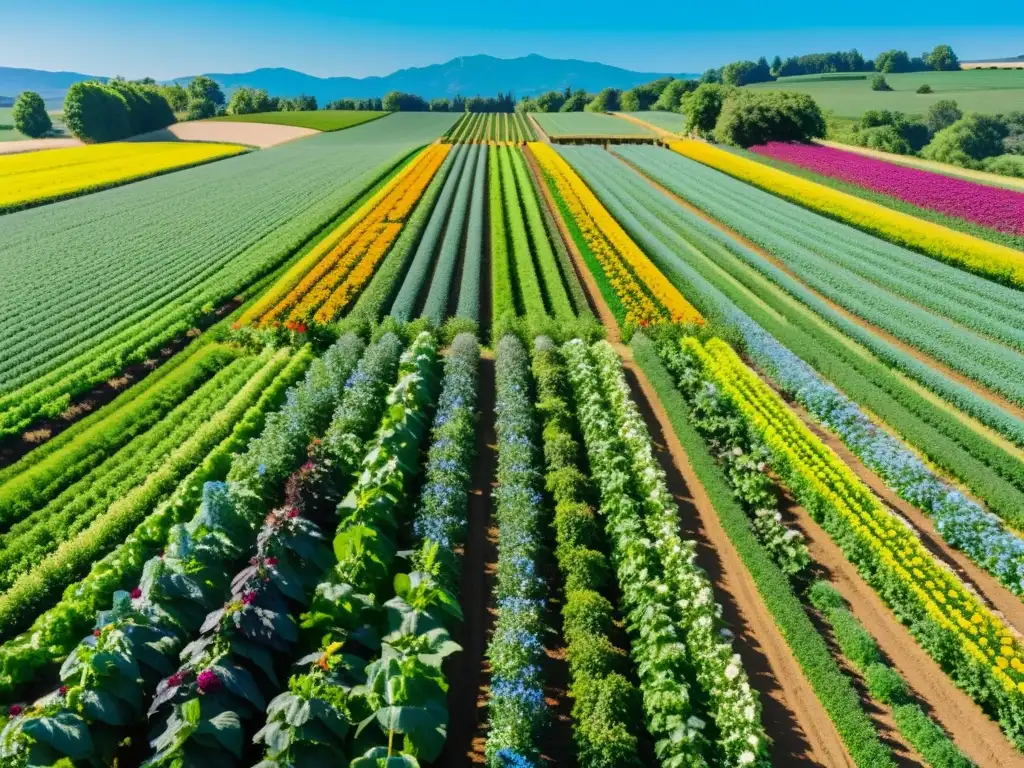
770, 55, 783, 77
187, 75, 225, 106
63, 81, 131, 142
682, 83, 733, 135
227, 87, 272, 115
923, 114, 1009, 166
652, 79, 695, 112
159, 83, 188, 112
925, 99, 962, 133
586, 88, 620, 112
875, 50, 911, 73
429, 98, 451, 112
382, 91, 429, 111
925, 44, 960, 71
700, 68, 722, 84
12, 91, 51, 137
534, 90, 566, 112
560, 89, 591, 112
712, 90, 826, 147
186, 97, 217, 120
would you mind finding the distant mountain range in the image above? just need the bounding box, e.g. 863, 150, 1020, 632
0, 54, 695, 106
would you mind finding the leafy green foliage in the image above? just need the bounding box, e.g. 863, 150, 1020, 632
11, 91, 51, 138
923, 113, 1010, 166
712, 90, 826, 147
62, 81, 131, 142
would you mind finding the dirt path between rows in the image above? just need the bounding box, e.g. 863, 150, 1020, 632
526, 114, 551, 145
614, 151, 1024, 431
779, 489, 1024, 766
622, 361, 856, 767
443, 353, 498, 767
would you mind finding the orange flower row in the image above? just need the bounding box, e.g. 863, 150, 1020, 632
257, 144, 449, 327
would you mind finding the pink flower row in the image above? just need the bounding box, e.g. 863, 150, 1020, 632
750, 141, 1024, 236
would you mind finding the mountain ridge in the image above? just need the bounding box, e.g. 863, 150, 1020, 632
0, 54, 696, 105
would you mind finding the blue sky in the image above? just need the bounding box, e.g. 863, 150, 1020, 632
2, 2, 1020, 79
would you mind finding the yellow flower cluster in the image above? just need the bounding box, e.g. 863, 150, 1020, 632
0, 141, 246, 211
668, 140, 1024, 289
254, 144, 449, 328
686, 335, 1024, 696
529, 142, 703, 328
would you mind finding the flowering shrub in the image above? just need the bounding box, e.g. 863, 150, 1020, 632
751, 141, 1024, 236
484, 335, 548, 766
668, 139, 1024, 290
532, 337, 644, 767
686, 336, 1024, 746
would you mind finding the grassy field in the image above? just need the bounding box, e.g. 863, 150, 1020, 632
746, 69, 1024, 117
532, 111, 655, 137
622, 110, 687, 132
0, 107, 68, 142
206, 109, 388, 131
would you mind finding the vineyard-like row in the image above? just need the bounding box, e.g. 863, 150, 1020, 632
445, 112, 535, 143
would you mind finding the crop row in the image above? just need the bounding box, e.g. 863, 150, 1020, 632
446, 112, 535, 144
0, 332, 420, 764
0, 141, 247, 214
618, 144, 1024, 409
668, 139, 1024, 290
0, 113, 456, 437
532, 142, 703, 333
556, 145, 1024, 543
254, 145, 450, 330
687, 335, 1024, 746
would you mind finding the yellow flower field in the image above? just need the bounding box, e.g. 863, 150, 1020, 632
529, 142, 703, 328
668, 139, 1024, 290
255, 143, 449, 328
687, 335, 1024, 701
0, 141, 247, 212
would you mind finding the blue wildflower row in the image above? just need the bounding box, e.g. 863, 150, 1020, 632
485, 335, 549, 766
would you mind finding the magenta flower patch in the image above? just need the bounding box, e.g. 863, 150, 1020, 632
750, 141, 1024, 235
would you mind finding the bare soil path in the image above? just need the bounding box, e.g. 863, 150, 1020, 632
127, 121, 317, 148
0, 137, 83, 155
443, 353, 498, 767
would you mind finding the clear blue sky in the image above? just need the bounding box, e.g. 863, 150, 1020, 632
2, 2, 1020, 79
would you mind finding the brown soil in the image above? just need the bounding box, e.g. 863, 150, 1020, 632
526, 114, 551, 145
0, 138, 83, 155
127, 121, 318, 148
621, 361, 857, 766
538, 558, 577, 767
779, 488, 1024, 766
443, 353, 499, 767
0, 299, 239, 469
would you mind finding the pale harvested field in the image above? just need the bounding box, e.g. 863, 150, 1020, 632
962, 61, 1024, 69
127, 120, 319, 148
0, 138, 83, 155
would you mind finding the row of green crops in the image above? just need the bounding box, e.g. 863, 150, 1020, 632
490, 144, 595, 342
445, 112, 535, 143
553, 145, 1024, 537
0, 112, 458, 438
615, 145, 1024, 415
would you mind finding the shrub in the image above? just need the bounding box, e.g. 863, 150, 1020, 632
713, 90, 826, 147
682, 83, 733, 135
63, 81, 131, 143
925, 99, 962, 133
571, 675, 644, 768
865, 663, 910, 706
562, 589, 614, 641
923, 113, 1009, 166
553, 499, 601, 550
982, 154, 1024, 177
870, 74, 892, 91
916, 84, 933, 94
566, 632, 627, 678
12, 91, 51, 137
558, 546, 611, 594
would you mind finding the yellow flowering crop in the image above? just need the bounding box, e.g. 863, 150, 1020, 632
254, 144, 449, 328
529, 142, 703, 328
668, 139, 1024, 290
686, 335, 1024, 698
0, 141, 246, 212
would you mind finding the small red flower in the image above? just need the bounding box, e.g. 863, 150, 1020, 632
93, 629, 102, 638
8, 705, 22, 717
242, 591, 257, 605
197, 669, 220, 693
295, 323, 307, 334
130, 588, 142, 600
167, 673, 184, 687
59, 686, 68, 696
287, 508, 300, 519
265, 556, 279, 567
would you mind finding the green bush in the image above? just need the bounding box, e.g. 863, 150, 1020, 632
870, 74, 892, 91
559, 546, 611, 594
923, 113, 1009, 166
682, 83, 734, 135
982, 154, 1024, 178
864, 663, 910, 706
916, 84, 933, 94
567, 632, 628, 678
63, 81, 131, 143
12, 91, 51, 137
553, 499, 602, 551
572, 674, 644, 768
712, 90, 826, 147
562, 589, 614, 640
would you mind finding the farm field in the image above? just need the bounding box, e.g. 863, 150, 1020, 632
618, 110, 688, 133
206, 108, 388, 131
0, 140, 247, 212
746, 69, 1024, 116
531, 110, 657, 138
8, 74, 1024, 768
126, 119, 318, 147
